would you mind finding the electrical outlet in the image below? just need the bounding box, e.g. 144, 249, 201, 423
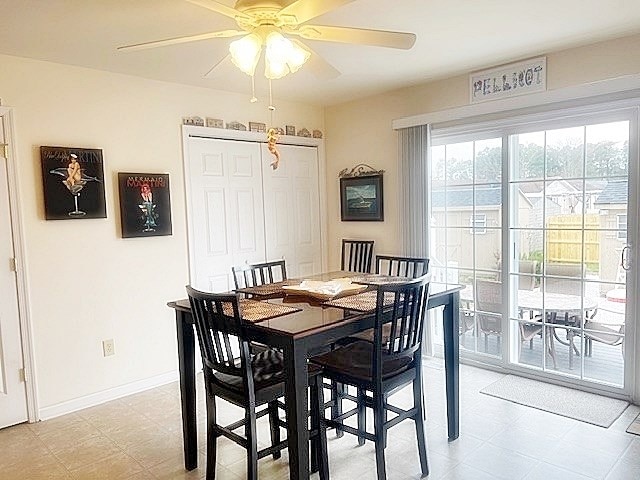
102, 339, 115, 357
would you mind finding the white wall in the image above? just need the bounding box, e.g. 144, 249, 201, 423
0, 53, 322, 416
324, 33, 640, 268
324, 33, 640, 401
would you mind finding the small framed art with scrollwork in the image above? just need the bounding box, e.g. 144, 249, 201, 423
339, 164, 384, 221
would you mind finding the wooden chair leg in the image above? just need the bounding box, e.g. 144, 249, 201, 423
206, 392, 217, 480
313, 376, 330, 480
310, 380, 320, 473
413, 369, 429, 477
357, 387, 366, 446
268, 401, 281, 460
331, 381, 344, 438
373, 393, 387, 480
246, 408, 258, 480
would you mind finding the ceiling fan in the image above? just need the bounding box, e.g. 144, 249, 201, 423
118, 0, 417, 79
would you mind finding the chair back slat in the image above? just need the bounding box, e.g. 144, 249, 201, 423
373, 274, 431, 367
186, 286, 250, 379
232, 260, 287, 292
341, 239, 374, 273
375, 255, 430, 279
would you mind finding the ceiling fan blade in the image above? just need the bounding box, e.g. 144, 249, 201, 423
278, 0, 356, 25
184, 0, 250, 20
118, 30, 245, 52
291, 39, 340, 79
296, 25, 416, 49
204, 54, 231, 78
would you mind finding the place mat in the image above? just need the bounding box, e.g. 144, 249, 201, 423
235, 280, 298, 297
626, 412, 640, 435
481, 375, 629, 428
350, 274, 411, 285
323, 290, 395, 312
222, 299, 302, 323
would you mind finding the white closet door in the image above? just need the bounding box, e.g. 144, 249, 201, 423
262, 144, 321, 278
186, 138, 265, 291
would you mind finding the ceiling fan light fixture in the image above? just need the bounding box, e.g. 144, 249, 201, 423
264, 31, 310, 79
229, 33, 262, 76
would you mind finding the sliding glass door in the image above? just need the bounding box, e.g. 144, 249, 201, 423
430, 108, 636, 392
431, 137, 504, 360
508, 120, 630, 387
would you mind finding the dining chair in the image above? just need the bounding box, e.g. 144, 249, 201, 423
341, 239, 374, 273
232, 259, 287, 292
375, 254, 429, 278
310, 274, 432, 480
186, 286, 326, 480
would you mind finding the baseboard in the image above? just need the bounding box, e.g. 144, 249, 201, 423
37, 370, 179, 421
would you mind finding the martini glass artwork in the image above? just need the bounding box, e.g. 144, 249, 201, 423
49, 163, 101, 217
139, 200, 158, 232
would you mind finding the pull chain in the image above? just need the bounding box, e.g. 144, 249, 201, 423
268, 79, 276, 118
250, 75, 257, 103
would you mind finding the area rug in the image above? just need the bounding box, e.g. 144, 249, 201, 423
480, 375, 628, 428
626, 413, 640, 435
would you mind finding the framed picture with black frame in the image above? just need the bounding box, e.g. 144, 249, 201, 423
40, 146, 107, 220
118, 173, 172, 238
340, 173, 384, 221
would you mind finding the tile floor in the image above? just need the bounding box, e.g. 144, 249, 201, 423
2, 360, 640, 479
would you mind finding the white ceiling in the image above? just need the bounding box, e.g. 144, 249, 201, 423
3, 0, 640, 106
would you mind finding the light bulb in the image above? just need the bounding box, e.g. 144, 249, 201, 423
229, 34, 262, 76
264, 31, 310, 79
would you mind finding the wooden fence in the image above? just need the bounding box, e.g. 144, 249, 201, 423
546, 214, 599, 265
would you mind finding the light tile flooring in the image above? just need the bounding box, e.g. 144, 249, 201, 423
2, 361, 640, 479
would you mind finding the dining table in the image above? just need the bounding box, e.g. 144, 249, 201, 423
167, 271, 463, 480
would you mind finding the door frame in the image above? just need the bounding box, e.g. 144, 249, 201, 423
430, 101, 640, 400
180, 125, 329, 280
0, 107, 39, 422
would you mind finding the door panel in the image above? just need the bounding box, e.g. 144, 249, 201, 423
0, 119, 28, 428
262, 144, 321, 278
187, 138, 265, 291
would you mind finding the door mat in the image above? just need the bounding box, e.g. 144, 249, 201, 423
480, 375, 628, 428
626, 413, 640, 435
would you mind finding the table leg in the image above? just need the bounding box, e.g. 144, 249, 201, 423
284, 340, 310, 480
176, 311, 198, 471
442, 292, 460, 441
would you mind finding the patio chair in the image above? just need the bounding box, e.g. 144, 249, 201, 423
544, 263, 593, 368
475, 279, 543, 359
584, 321, 625, 357
518, 260, 537, 290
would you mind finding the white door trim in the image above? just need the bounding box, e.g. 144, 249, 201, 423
0, 106, 39, 422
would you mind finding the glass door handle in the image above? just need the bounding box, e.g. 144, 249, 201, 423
622, 245, 631, 271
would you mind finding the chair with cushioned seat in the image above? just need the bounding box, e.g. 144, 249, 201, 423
310, 274, 431, 480
375, 255, 429, 278
232, 259, 287, 295
341, 239, 374, 273
186, 286, 326, 480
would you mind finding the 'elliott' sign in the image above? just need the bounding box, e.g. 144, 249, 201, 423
470, 57, 546, 103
